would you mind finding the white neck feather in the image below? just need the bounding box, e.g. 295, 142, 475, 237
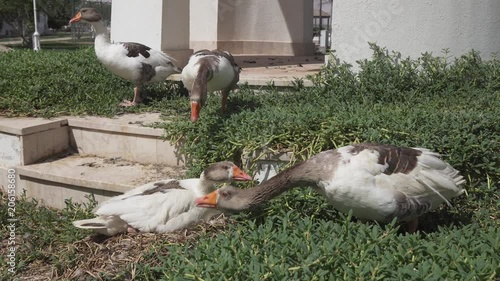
197, 173, 218, 194
90, 21, 110, 45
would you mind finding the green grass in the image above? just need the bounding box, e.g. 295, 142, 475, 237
0, 45, 499, 280
0, 47, 188, 117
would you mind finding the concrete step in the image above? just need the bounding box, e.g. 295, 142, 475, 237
0, 113, 185, 167
0, 114, 293, 209
0, 117, 69, 166
68, 114, 185, 166
0, 114, 187, 208
14, 154, 186, 208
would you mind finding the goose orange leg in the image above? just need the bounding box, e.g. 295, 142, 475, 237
221, 90, 229, 113
120, 85, 142, 107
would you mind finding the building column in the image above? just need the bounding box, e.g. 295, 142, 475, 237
111, 0, 192, 67
190, 0, 315, 55
189, 0, 218, 51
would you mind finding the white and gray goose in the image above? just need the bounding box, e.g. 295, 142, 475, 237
73, 161, 252, 236
181, 49, 241, 122
195, 143, 465, 233
69, 8, 181, 107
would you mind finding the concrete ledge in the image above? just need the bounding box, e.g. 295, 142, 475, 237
68, 119, 163, 137
0, 114, 185, 167
191, 40, 316, 56
20, 176, 123, 209
68, 114, 184, 166
0, 165, 20, 194
169, 74, 315, 88
67, 114, 166, 137
70, 127, 184, 166
168, 54, 322, 88
241, 78, 314, 88
0, 117, 67, 136
14, 155, 186, 208
0, 118, 70, 166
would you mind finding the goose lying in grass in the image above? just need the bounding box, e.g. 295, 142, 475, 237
73, 161, 252, 235
181, 49, 241, 122
195, 143, 465, 233
69, 8, 181, 107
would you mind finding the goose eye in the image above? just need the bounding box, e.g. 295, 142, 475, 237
220, 191, 229, 198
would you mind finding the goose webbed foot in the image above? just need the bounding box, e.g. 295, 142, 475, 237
119, 99, 139, 107
120, 86, 142, 107
127, 225, 139, 233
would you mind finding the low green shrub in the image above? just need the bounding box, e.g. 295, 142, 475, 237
0, 192, 96, 276
0, 45, 498, 280
151, 46, 499, 279
161, 45, 499, 188
138, 208, 499, 280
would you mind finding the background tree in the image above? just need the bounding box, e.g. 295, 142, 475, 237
0, 0, 110, 46
38, 0, 84, 30
0, 0, 35, 47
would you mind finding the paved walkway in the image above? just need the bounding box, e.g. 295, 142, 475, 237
169, 55, 325, 87
1, 35, 325, 86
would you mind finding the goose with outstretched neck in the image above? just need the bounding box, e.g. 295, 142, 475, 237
195, 143, 465, 232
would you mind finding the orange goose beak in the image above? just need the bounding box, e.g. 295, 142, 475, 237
69, 12, 82, 24
232, 166, 252, 181
195, 190, 218, 208
190, 101, 201, 122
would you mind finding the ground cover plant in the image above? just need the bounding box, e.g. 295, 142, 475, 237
0, 47, 187, 117
0, 45, 498, 280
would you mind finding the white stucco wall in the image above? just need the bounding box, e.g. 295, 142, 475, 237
216, 0, 312, 42
110, 0, 192, 65
190, 0, 312, 43
189, 0, 218, 49
111, 0, 164, 49
111, 0, 189, 51
189, 0, 314, 55
331, 0, 500, 65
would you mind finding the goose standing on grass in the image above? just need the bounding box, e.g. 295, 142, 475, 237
73, 161, 252, 236
181, 49, 241, 122
195, 143, 466, 233
69, 8, 182, 107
